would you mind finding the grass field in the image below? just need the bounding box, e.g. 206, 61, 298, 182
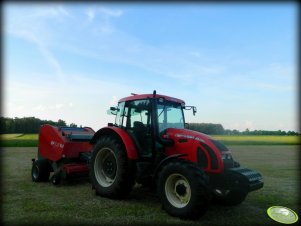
0, 134, 38, 147
1, 145, 299, 226
0, 134, 300, 147
213, 135, 300, 145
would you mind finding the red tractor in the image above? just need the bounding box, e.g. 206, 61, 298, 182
89, 91, 263, 219
32, 91, 263, 219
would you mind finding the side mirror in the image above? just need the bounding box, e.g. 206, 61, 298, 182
183, 106, 197, 116
193, 107, 197, 116
107, 107, 119, 115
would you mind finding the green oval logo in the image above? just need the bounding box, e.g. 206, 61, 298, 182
267, 206, 298, 224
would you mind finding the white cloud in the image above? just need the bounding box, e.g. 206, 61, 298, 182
86, 8, 95, 22
110, 96, 118, 106
31, 5, 71, 19
4, 4, 297, 132
190, 51, 201, 58
244, 120, 255, 131
5, 4, 224, 86
33, 103, 72, 112
98, 7, 123, 17
5, 7, 65, 83
255, 82, 293, 92
33, 105, 46, 112
6, 103, 24, 114
54, 104, 64, 109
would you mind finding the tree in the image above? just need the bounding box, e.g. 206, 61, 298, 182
0, 117, 73, 134
187, 123, 225, 135
70, 123, 77, 128
57, 119, 66, 127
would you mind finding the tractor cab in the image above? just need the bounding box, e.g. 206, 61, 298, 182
107, 92, 194, 159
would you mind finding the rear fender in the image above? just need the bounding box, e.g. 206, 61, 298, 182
90, 127, 138, 160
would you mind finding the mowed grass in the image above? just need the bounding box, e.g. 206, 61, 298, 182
0, 134, 38, 147
1, 134, 300, 147
1, 145, 299, 226
212, 135, 300, 145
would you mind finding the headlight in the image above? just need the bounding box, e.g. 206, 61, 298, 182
221, 152, 233, 160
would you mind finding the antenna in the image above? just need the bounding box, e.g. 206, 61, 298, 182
153, 90, 156, 98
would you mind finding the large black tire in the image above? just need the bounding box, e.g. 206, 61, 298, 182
90, 136, 135, 199
31, 160, 51, 182
213, 189, 247, 206
157, 161, 210, 220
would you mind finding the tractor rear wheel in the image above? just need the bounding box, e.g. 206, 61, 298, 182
90, 136, 135, 199
157, 161, 210, 219
31, 159, 51, 182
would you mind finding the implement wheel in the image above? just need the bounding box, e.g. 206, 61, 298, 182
90, 136, 135, 199
31, 160, 51, 182
158, 161, 210, 219
51, 174, 61, 185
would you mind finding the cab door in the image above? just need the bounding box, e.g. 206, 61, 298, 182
123, 99, 153, 158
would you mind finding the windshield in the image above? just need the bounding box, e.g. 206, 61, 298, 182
157, 100, 185, 132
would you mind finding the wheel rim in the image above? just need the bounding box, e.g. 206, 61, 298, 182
32, 165, 39, 180
165, 173, 191, 208
94, 147, 117, 187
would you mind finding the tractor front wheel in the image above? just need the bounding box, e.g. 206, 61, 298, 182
90, 136, 135, 199
157, 161, 210, 219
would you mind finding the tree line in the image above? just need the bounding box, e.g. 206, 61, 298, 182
187, 123, 300, 136
0, 117, 299, 135
0, 117, 77, 134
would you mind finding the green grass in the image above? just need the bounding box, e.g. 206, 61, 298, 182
0, 134, 38, 147
212, 135, 300, 145
1, 134, 300, 147
1, 145, 299, 225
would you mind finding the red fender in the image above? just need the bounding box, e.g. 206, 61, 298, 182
90, 126, 138, 160
164, 128, 224, 173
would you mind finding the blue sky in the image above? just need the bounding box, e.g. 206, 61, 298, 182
3, 3, 298, 132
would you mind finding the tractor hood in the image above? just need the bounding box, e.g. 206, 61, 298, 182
164, 128, 219, 148
163, 128, 232, 173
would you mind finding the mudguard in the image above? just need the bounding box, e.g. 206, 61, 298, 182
164, 128, 224, 173
90, 126, 139, 160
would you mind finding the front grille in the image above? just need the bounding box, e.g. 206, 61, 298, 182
197, 147, 208, 168
199, 143, 218, 170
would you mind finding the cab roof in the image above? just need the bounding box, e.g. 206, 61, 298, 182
119, 93, 185, 104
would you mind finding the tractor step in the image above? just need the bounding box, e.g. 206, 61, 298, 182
136, 162, 153, 179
